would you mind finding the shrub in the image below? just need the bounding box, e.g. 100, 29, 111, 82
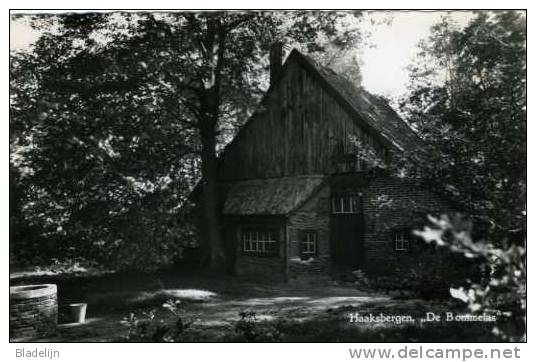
416, 214, 526, 341
120, 299, 194, 342
358, 248, 478, 300
227, 311, 284, 342
234, 311, 259, 342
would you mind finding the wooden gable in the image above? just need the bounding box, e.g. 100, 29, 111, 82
218, 50, 418, 181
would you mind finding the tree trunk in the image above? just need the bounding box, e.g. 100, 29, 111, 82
195, 20, 228, 271
199, 105, 226, 271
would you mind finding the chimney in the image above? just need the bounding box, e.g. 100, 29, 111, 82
269, 41, 284, 86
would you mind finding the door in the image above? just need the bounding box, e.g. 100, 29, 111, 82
330, 194, 365, 270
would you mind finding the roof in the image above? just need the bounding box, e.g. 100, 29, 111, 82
289, 50, 422, 152
223, 175, 326, 215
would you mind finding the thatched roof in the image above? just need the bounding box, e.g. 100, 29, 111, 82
290, 50, 422, 152
223, 175, 326, 215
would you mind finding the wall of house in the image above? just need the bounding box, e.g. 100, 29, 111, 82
360, 174, 456, 274
225, 174, 459, 281
219, 58, 387, 181
286, 185, 331, 281
229, 216, 288, 282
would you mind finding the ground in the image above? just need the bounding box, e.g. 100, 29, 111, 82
10, 268, 502, 342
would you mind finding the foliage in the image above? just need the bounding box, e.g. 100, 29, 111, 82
416, 214, 526, 341
394, 12, 526, 340
10, 11, 366, 270
226, 310, 284, 342
10, 15, 201, 269
234, 311, 260, 342
346, 13, 526, 326
353, 247, 477, 300
120, 299, 194, 342
397, 11, 526, 245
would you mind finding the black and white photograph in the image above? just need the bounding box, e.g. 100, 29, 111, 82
8, 7, 526, 350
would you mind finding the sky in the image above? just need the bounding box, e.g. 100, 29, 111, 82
359, 10, 474, 98
10, 10, 475, 99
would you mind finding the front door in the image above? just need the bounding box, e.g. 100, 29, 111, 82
330, 194, 365, 270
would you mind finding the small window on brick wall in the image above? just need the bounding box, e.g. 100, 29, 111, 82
393, 230, 411, 252
299, 231, 317, 259
242, 229, 279, 256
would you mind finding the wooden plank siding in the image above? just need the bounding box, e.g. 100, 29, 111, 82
219, 57, 386, 181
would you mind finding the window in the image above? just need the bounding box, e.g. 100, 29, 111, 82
331, 194, 362, 214
393, 231, 410, 252
300, 231, 317, 259
242, 229, 279, 256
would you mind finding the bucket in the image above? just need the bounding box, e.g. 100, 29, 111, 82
68, 303, 87, 324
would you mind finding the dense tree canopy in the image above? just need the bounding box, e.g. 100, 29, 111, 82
397, 11, 526, 245
11, 10, 525, 272
10, 11, 365, 270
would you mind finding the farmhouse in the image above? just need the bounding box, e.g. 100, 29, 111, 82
211, 44, 453, 282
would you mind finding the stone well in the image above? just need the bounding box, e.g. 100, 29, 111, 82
10, 284, 58, 341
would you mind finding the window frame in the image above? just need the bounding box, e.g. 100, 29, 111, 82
241, 227, 280, 257
393, 230, 411, 252
299, 230, 318, 259
331, 194, 362, 214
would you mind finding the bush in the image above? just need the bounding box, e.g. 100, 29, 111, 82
120, 299, 194, 342
225, 311, 284, 342
356, 249, 478, 300
416, 214, 526, 341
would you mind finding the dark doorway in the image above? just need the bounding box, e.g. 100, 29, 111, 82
329, 193, 365, 270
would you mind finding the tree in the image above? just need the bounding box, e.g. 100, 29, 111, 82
348, 13, 526, 337
10, 14, 201, 270
10, 11, 366, 270
126, 11, 365, 270
397, 11, 526, 245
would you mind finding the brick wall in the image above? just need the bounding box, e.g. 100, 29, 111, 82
235, 254, 287, 282
232, 218, 287, 282
361, 174, 455, 273
287, 185, 331, 281
10, 284, 58, 341
228, 173, 458, 281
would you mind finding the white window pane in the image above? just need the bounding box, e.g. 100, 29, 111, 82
241, 229, 279, 255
